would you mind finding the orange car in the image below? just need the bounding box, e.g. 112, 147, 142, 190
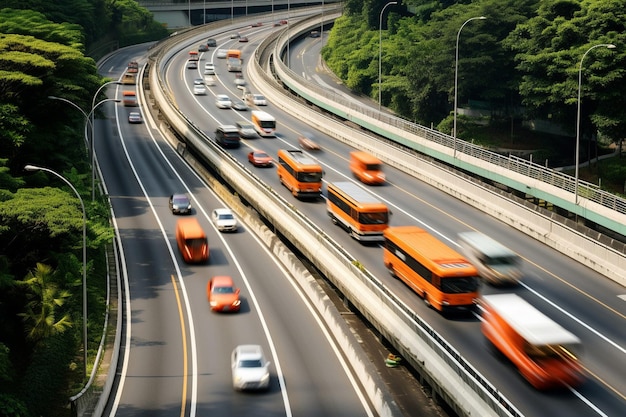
207, 276, 241, 312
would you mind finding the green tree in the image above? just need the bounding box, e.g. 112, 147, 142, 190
18, 263, 73, 343
504, 0, 626, 144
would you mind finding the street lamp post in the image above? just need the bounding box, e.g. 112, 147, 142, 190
453, 16, 486, 158
89, 97, 121, 201
378, 1, 397, 111
24, 164, 88, 379
90, 81, 121, 201
575, 43, 616, 204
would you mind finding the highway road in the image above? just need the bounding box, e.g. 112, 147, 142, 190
94, 42, 379, 417
160, 19, 626, 417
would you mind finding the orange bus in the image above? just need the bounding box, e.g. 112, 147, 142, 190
481, 294, 584, 389
122, 91, 137, 107
276, 149, 323, 198
188, 50, 199, 61
326, 181, 389, 242
176, 218, 209, 263
349, 151, 385, 185
383, 226, 480, 313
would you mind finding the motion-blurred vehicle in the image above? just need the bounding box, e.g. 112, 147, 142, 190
207, 276, 240, 312
193, 84, 206, 95
169, 194, 192, 215
207, 38, 217, 47
236, 121, 257, 138
231, 345, 270, 391
186, 60, 197, 69
245, 93, 267, 106
128, 112, 142, 124
216, 49, 228, 59
298, 132, 321, 151
248, 150, 273, 167
238, 36, 249, 42
211, 208, 238, 232
231, 100, 248, 111
215, 94, 232, 109
198, 44, 209, 52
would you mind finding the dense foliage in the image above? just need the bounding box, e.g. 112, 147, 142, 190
0, 1, 167, 416
323, 0, 626, 152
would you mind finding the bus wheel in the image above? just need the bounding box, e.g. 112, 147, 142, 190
330, 215, 337, 225
423, 293, 432, 308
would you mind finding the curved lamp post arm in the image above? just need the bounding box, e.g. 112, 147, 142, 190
453, 16, 486, 158
378, 1, 398, 111
575, 43, 616, 204
24, 164, 88, 380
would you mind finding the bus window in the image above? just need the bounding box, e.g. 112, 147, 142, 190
176, 218, 209, 263
276, 149, 323, 199
327, 181, 389, 242
383, 226, 479, 314
251, 110, 276, 137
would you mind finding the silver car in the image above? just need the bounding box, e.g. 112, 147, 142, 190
236, 121, 257, 138
231, 345, 270, 391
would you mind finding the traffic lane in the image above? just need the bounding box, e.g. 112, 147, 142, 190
118, 109, 377, 415
202, 225, 376, 417
96, 124, 194, 415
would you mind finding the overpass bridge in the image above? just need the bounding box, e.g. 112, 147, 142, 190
139, 0, 340, 28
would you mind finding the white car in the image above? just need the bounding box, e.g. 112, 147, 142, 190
216, 49, 228, 59
236, 121, 257, 138
247, 93, 267, 106
231, 345, 270, 391
211, 208, 238, 232
204, 63, 215, 75
215, 94, 232, 109
193, 84, 206, 95
204, 75, 216, 86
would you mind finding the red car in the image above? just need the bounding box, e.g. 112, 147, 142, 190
248, 150, 273, 167
207, 276, 241, 312
251, 22, 263, 27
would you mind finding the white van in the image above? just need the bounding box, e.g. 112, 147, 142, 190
457, 232, 522, 285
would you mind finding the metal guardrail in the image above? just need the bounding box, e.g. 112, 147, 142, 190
270, 25, 626, 236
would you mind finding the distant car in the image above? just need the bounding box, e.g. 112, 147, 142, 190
236, 121, 257, 138
215, 94, 232, 109
128, 112, 142, 124
247, 93, 267, 106
216, 49, 228, 59
186, 60, 197, 69
204, 62, 215, 75
204, 75, 216, 86
273, 21, 281, 27
230, 32, 240, 39
234, 74, 246, 87
207, 276, 241, 312
248, 150, 273, 167
211, 208, 238, 232
298, 132, 321, 151
198, 44, 209, 52
251, 22, 263, 27
193, 78, 204, 85
231, 345, 270, 391
193, 84, 206, 95
279, 19, 288, 25
238, 36, 249, 43
169, 194, 192, 215
231, 100, 248, 111
207, 38, 217, 47
310, 30, 320, 38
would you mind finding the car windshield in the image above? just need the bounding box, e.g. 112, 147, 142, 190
238, 359, 262, 368
218, 214, 234, 220
213, 286, 235, 294
173, 197, 188, 205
